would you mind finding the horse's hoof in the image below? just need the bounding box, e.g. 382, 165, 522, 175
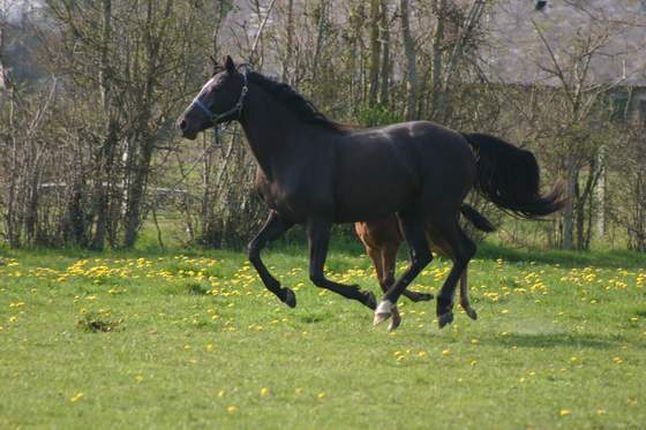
438, 311, 454, 329
373, 300, 393, 326
465, 307, 478, 321
388, 307, 402, 331
417, 292, 434, 302
406, 291, 434, 302
364, 291, 377, 310
283, 288, 297, 308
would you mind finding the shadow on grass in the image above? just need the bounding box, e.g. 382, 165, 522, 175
476, 242, 646, 269
484, 332, 635, 350
270, 236, 645, 270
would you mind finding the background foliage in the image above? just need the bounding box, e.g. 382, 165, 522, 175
1, 0, 644, 251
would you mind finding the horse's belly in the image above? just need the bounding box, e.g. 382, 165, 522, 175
332, 142, 420, 222
333, 174, 417, 222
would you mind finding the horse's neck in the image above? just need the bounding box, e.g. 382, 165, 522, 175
239, 87, 318, 180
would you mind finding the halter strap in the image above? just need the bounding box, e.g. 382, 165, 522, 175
191, 71, 248, 124
192, 98, 213, 118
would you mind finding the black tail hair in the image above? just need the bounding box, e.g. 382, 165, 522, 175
461, 133, 566, 218
459, 204, 496, 232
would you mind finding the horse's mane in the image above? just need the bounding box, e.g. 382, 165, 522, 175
213, 64, 346, 133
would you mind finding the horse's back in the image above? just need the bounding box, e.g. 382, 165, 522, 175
332, 121, 476, 222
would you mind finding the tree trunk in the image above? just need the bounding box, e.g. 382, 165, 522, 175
282, 0, 294, 82
575, 178, 585, 250
562, 154, 577, 250
311, 0, 328, 81
123, 135, 155, 247
196, 0, 235, 246
431, 0, 447, 118
400, 0, 417, 120
594, 145, 606, 239
378, 0, 390, 106
91, 0, 116, 250
368, 0, 381, 107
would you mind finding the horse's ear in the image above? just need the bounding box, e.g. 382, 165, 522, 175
224, 55, 236, 74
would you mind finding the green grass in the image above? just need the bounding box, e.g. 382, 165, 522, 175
0, 244, 644, 429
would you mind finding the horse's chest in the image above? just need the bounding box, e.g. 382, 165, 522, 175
254, 170, 332, 222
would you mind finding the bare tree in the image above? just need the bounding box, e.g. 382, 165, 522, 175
400, 0, 417, 120
532, 19, 617, 250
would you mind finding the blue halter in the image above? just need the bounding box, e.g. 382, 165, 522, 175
191, 71, 248, 124
192, 98, 214, 119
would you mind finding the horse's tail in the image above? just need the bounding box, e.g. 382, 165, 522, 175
461, 132, 566, 218
459, 203, 496, 232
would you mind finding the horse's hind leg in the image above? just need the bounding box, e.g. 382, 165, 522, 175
434, 221, 476, 328
308, 218, 377, 310
435, 239, 477, 321
374, 213, 433, 327
366, 221, 432, 303
376, 243, 402, 331
459, 268, 478, 320
248, 210, 296, 307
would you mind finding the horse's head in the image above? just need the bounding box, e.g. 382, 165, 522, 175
177, 55, 247, 140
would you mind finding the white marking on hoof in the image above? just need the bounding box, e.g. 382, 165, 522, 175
373, 300, 393, 326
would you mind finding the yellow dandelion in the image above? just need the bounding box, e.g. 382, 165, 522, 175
596, 409, 606, 415
70, 392, 84, 403
318, 392, 327, 400
227, 405, 238, 414
260, 387, 271, 397
612, 356, 623, 364
441, 349, 451, 356
559, 409, 571, 417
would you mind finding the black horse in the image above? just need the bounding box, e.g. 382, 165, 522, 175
178, 56, 564, 329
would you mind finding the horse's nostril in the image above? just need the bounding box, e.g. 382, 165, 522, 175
179, 119, 187, 131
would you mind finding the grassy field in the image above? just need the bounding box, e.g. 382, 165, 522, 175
0, 242, 644, 429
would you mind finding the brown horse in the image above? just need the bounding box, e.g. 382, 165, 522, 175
355, 203, 494, 330
178, 56, 564, 330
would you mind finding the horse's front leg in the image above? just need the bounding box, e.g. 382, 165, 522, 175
248, 210, 296, 307
308, 218, 377, 310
